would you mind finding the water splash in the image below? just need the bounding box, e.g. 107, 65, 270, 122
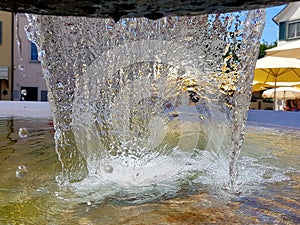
18, 127, 28, 138
25, 10, 265, 202
15, 14, 23, 61
16, 165, 28, 178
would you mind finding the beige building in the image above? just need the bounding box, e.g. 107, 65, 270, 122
0, 11, 46, 101
0, 11, 13, 100
13, 14, 47, 101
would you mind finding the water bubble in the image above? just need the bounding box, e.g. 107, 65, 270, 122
16, 165, 28, 178
104, 165, 113, 173
57, 82, 64, 89
18, 64, 25, 71
38, 50, 45, 58
18, 128, 28, 138
20, 89, 27, 96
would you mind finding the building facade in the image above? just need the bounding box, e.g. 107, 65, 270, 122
274, 2, 300, 46
0, 11, 13, 100
0, 11, 47, 101
13, 14, 47, 101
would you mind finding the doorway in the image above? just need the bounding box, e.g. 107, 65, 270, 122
20, 87, 38, 101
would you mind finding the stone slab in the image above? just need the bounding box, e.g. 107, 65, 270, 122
0, 0, 297, 21
0, 101, 51, 118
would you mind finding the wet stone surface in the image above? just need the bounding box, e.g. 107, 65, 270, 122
0, 0, 297, 20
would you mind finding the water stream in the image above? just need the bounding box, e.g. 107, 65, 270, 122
23, 10, 265, 203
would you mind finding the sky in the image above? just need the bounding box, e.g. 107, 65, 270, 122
260, 4, 286, 44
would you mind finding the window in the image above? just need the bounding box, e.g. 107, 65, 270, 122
41, 90, 48, 101
287, 21, 300, 39
30, 42, 38, 61
0, 21, 2, 45
20, 87, 38, 101
279, 22, 286, 40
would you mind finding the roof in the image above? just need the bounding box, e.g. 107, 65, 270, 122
273, 1, 300, 24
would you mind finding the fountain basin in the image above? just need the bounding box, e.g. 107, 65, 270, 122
0, 101, 51, 118
0, 116, 299, 224
1, 7, 298, 224
1, 101, 300, 129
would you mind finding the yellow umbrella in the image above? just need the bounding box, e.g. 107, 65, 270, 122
254, 56, 300, 83
266, 40, 300, 59
252, 81, 300, 92
254, 56, 300, 109
251, 81, 271, 92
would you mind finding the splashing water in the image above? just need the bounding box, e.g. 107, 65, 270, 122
15, 165, 28, 179
18, 127, 28, 138
25, 11, 265, 203
15, 14, 24, 61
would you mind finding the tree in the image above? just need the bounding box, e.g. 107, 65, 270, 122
258, 41, 277, 59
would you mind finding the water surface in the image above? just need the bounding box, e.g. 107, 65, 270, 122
0, 117, 299, 224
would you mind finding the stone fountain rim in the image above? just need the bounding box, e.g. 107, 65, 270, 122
0, 0, 295, 21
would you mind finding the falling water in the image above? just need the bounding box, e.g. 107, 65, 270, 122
15, 14, 23, 62
24, 10, 265, 203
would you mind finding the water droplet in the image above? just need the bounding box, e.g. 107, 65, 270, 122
18, 64, 25, 71
21, 89, 27, 96
104, 165, 113, 173
38, 50, 45, 58
57, 82, 64, 89
16, 165, 28, 178
18, 128, 28, 138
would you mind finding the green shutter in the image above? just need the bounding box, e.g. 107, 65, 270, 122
279, 22, 286, 40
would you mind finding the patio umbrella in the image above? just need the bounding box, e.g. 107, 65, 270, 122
252, 81, 300, 92
254, 56, 300, 83
254, 56, 300, 109
251, 81, 271, 92
266, 40, 300, 59
262, 87, 300, 100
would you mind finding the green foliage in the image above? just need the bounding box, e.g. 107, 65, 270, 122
258, 40, 277, 59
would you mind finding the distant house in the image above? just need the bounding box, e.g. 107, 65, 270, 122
252, 2, 300, 111
13, 14, 47, 101
250, 2, 300, 110
273, 2, 300, 46
264, 2, 300, 60
0, 11, 47, 101
0, 11, 13, 100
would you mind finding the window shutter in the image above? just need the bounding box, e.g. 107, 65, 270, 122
30, 42, 38, 61
0, 22, 2, 45
279, 22, 286, 40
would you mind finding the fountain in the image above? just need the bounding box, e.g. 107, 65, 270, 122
0, 3, 300, 223
21, 9, 265, 203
